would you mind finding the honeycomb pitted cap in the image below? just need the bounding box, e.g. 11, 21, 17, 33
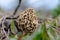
18, 8, 38, 35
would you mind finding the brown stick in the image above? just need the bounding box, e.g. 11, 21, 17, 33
13, 0, 21, 15
18, 35, 23, 40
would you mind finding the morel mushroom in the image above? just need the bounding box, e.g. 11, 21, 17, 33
17, 8, 38, 35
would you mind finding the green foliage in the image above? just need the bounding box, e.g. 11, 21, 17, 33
33, 33, 42, 40
10, 20, 18, 36
10, 34, 15, 38
48, 27, 56, 38
10, 20, 18, 40
53, 19, 58, 27
52, 5, 60, 18
33, 22, 50, 40
10, 35, 17, 40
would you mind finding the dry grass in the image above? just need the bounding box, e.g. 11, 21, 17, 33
0, 10, 22, 18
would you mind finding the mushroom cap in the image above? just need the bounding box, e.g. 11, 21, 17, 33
18, 8, 38, 35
